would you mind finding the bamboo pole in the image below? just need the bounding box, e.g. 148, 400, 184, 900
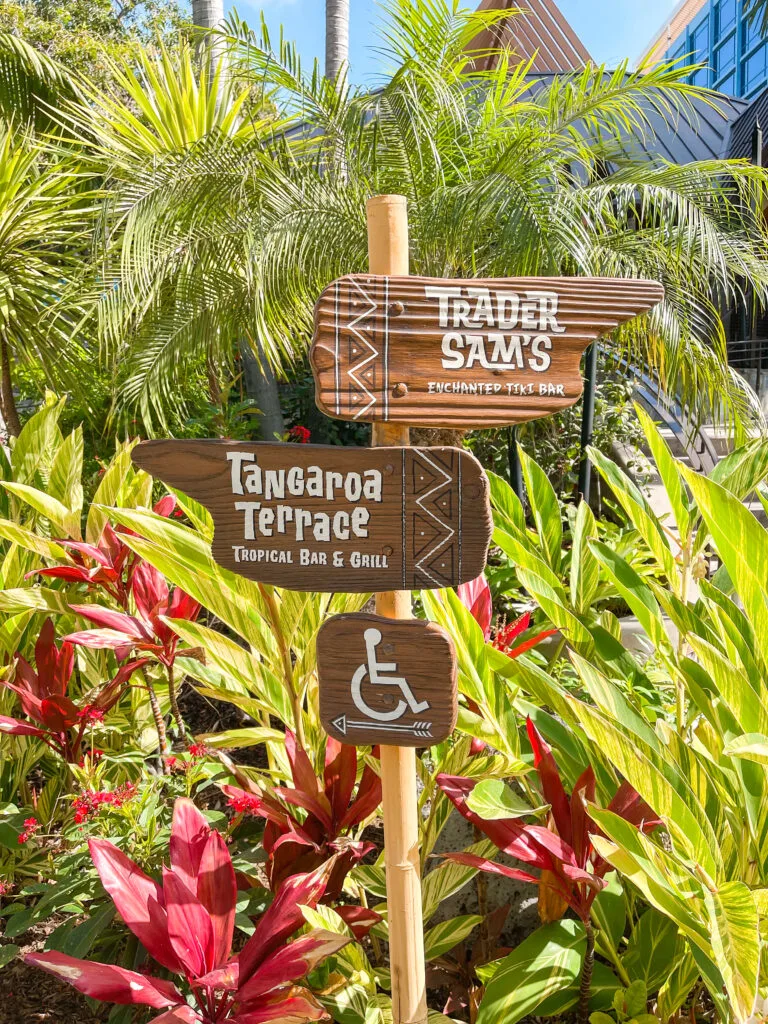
367, 194, 428, 1024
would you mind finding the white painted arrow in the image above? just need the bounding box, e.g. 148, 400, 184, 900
331, 715, 432, 739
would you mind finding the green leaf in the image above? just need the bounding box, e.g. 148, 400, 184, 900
0, 945, 19, 969
2, 482, 78, 538
624, 980, 648, 1019
622, 910, 680, 992
587, 447, 677, 585
704, 882, 759, 1021
520, 449, 563, 572
723, 734, 768, 765
476, 920, 585, 1024
634, 404, 691, 540
466, 779, 547, 821
488, 470, 525, 532
657, 949, 699, 1021
570, 501, 599, 615
589, 540, 669, 652
195, 727, 284, 749
424, 915, 483, 960
592, 872, 626, 954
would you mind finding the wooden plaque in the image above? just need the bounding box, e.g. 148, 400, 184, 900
317, 614, 457, 746
131, 441, 491, 593
311, 274, 664, 427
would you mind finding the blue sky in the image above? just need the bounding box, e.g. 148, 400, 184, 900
229, 0, 679, 84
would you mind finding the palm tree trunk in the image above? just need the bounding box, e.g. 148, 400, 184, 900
240, 340, 284, 441
0, 335, 21, 437
325, 0, 350, 82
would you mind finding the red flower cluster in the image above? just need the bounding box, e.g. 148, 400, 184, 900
226, 790, 262, 815
0, 880, 12, 897
72, 783, 137, 825
288, 425, 311, 444
165, 745, 210, 773
457, 574, 556, 657
77, 749, 104, 768
18, 818, 40, 844
77, 706, 106, 723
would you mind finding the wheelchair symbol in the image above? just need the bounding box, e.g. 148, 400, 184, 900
350, 628, 431, 722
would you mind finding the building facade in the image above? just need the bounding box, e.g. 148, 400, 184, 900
643, 0, 768, 98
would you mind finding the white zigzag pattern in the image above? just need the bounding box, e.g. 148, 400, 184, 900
345, 279, 379, 420
413, 450, 456, 585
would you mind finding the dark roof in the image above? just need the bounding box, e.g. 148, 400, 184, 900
727, 89, 768, 161
523, 73, 750, 164
472, 0, 591, 72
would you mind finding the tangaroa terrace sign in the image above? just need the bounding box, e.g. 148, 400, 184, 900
132, 440, 492, 593
311, 274, 664, 427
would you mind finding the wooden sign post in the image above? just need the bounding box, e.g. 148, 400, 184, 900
367, 194, 429, 1024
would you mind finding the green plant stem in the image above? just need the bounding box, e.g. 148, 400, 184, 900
548, 635, 566, 668
257, 583, 305, 748
577, 917, 595, 1024
592, 916, 631, 987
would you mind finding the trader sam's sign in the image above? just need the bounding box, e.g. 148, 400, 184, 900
311, 274, 664, 427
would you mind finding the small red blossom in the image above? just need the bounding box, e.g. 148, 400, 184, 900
227, 791, 262, 816
18, 818, 40, 844
288, 425, 311, 444
0, 880, 12, 897
77, 706, 106, 723
72, 784, 137, 825
188, 743, 210, 759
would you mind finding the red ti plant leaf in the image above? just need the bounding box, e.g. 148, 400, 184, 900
223, 733, 380, 898
437, 717, 661, 924
24, 951, 183, 1008
26, 798, 346, 1022
457, 573, 493, 639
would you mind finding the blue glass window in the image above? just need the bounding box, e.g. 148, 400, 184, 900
689, 66, 711, 86
743, 14, 765, 53
718, 71, 736, 94
668, 37, 687, 64
744, 44, 768, 91
691, 17, 710, 61
715, 34, 736, 76
715, 0, 736, 36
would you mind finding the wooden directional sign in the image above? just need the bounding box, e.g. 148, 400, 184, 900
132, 441, 491, 593
311, 274, 664, 427
317, 614, 457, 747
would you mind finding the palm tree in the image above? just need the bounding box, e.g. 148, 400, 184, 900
326, 0, 350, 82
55, 0, 768, 434
0, 127, 91, 436
745, 0, 768, 37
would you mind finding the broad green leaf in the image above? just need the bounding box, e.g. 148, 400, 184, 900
48, 427, 84, 530
520, 449, 562, 571
10, 396, 63, 486
589, 541, 669, 652
591, 872, 625, 954
86, 443, 136, 543
422, 840, 496, 922
0, 586, 72, 615
0, 520, 69, 562
488, 470, 525, 532
622, 909, 681, 992
570, 501, 599, 615
657, 949, 699, 1022
2, 482, 78, 538
704, 882, 759, 1022
709, 438, 768, 502
588, 447, 677, 585
466, 778, 547, 820
681, 468, 768, 658
196, 727, 285, 749
635, 404, 691, 540
0, 945, 19, 969
424, 915, 483, 960
723, 734, 768, 765
476, 919, 584, 1024
571, 700, 721, 878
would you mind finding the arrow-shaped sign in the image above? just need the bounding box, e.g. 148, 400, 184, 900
331, 714, 433, 739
